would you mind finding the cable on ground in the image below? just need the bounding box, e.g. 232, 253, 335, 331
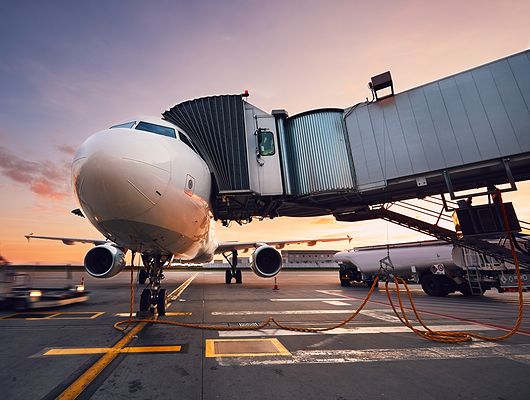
114, 189, 523, 342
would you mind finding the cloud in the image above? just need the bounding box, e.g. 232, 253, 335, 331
0, 145, 70, 200
56, 144, 76, 155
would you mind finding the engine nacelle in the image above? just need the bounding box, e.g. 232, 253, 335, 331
250, 245, 283, 278
84, 244, 126, 278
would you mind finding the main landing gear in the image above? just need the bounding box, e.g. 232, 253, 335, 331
223, 249, 242, 284
138, 253, 170, 316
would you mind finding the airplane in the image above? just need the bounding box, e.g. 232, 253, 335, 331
26, 116, 350, 315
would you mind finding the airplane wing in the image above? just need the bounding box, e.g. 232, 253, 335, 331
216, 236, 352, 254
24, 234, 109, 246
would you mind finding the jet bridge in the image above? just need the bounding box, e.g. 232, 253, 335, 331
162, 49, 530, 223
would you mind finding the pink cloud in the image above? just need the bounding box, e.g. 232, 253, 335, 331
56, 144, 76, 155
0, 145, 70, 200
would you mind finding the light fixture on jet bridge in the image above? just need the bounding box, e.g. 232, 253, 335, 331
369, 71, 394, 101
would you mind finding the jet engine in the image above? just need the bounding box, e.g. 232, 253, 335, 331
84, 244, 126, 278
250, 245, 283, 278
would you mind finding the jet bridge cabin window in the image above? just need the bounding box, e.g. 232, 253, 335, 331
257, 129, 275, 156
135, 121, 176, 138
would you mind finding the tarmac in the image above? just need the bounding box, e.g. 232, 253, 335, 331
1, 269, 530, 399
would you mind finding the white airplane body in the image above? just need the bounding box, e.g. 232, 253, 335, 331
73, 117, 216, 262
28, 116, 348, 313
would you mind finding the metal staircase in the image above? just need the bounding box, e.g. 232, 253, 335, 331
335, 206, 530, 271
461, 247, 484, 295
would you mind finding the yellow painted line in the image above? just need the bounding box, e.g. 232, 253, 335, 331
57, 273, 198, 400
57, 321, 147, 400
46, 348, 114, 355
166, 273, 199, 303
44, 313, 62, 319
205, 338, 291, 358
120, 345, 182, 353
45, 345, 182, 355
2, 312, 105, 321
49, 312, 105, 320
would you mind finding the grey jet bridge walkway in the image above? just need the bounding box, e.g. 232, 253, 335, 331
162, 49, 530, 263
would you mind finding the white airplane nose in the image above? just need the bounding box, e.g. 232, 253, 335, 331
72, 129, 171, 221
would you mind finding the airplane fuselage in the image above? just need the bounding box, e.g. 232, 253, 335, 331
72, 117, 217, 262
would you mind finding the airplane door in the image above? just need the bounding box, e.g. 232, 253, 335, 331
244, 104, 283, 196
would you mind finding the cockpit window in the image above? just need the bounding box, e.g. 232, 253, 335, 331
135, 121, 176, 138
110, 121, 135, 129
178, 132, 198, 153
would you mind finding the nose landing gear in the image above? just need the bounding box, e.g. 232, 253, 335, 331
138, 253, 170, 316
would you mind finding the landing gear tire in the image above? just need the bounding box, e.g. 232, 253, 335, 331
138, 269, 148, 285
340, 280, 350, 287
225, 269, 232, 284
157, 288, 166, 316
421, 274, 451, 297
235, 269, 242, 284
140, 288, 151, 312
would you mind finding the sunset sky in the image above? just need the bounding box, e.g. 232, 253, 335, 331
1, 1, 529, 264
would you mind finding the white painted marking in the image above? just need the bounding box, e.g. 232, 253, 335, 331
217, 324, 496, 338
322, 301, 352, 306
212, 309, 397, 323
212, 309, 385, 316
506, 354, 530, 365
212, 308, 403, 322
270, 298, 355, 302
316, 289, 350, 298
360, 309, 401, 322
217, 343, 530, 366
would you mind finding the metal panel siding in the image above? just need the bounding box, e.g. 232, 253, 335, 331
284, 110, 355, 195
408, 89, 447, 170
438, 78, 482, 164
394, 94, 430, 173
453, 73, 501, 160
423, 83, 464, 167
491, 60, 530, 149
381, 101, 413, 176
346, 106, 384, 186
509, 53, 530, 115
344, 50, 530, 190
276, 118, 292, 195
472, 66, 521, 155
